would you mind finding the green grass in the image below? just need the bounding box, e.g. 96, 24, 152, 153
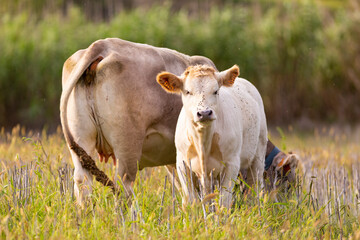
1, 125, 360, 239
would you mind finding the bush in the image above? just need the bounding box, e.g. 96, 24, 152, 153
0, 2, 358, 129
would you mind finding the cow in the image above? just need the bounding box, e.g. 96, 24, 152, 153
60, 38, 298, 206
60, 38, 218, 205
156, 65, 267, 208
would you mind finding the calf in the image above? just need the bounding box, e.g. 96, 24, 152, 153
157, 65, 267, 208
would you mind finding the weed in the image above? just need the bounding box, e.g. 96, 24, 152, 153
0, 125, 360, 238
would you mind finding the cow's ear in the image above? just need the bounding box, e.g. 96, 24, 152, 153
217, 65, 239, 87
156, 72, 183, 93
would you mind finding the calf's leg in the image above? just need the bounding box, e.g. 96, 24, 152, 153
176, 152, 193, 206
220, 160, 241, 208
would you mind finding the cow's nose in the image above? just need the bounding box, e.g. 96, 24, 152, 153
197, 110, 213, 121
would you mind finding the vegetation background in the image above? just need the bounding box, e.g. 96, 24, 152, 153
0, 0, 359, 129
1, 1, 360, 239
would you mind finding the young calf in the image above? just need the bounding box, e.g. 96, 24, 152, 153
157, 65, 267, 208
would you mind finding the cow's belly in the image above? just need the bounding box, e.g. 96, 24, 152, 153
139, 128, 176, 169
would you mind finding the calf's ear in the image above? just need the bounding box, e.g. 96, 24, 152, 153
217, 65, 240, 87
156, 72, 183, 93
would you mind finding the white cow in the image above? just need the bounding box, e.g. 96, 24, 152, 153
157, 65, 267, 208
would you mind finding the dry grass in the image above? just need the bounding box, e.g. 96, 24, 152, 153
0, 124, 360, 239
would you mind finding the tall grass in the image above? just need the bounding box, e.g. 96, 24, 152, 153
0, 1, 360, 128
1, 125, 360, 238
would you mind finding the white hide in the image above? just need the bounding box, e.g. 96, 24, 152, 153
159, 66, 267, 208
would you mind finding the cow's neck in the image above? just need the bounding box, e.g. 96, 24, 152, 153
189, 120, 216, 178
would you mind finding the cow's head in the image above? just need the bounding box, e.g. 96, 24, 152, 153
157, 65, 239, 126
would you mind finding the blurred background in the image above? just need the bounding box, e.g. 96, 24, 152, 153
0, 0, 359, 131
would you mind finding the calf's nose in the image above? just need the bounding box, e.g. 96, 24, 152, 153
197, 110, 213, 121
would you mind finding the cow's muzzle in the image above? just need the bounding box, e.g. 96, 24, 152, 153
196, 109, 215, 122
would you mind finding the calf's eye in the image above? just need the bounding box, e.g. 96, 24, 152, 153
185, 90, 191, 95
214, 90, 218, 95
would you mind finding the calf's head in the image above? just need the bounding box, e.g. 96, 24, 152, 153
157, 65, 239, 126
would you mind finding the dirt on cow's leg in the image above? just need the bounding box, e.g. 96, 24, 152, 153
70, 150, 94, 208
264, 140, 300, 193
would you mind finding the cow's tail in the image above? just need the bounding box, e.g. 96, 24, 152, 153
60, 43, 116, 193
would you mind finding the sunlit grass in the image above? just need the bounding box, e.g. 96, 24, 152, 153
1, 125, 360, 239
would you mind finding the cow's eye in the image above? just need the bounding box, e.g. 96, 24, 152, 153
214, 90, 218, 95
185, 90, 191, 95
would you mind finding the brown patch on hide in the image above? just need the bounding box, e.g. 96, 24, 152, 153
210, 133, 222, 162
186, 134, 197, 163
183, 65, 216, 80
64, 57, 77, 73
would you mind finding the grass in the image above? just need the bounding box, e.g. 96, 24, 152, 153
1, 124, 360, 239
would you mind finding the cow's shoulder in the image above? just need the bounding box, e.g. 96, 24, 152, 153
233, 77, 264, 108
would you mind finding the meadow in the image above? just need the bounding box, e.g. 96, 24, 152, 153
1, 1, 360, 239
1, 125, 359, 239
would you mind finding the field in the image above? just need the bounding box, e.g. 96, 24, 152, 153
1, 0, 359, 239
1, 125, 360, 239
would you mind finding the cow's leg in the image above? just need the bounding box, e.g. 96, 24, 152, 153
114, 154, 139, 201
71, 147, 95, 207
220, 160, 240, 208
246, 154, 265, 191
111, 135, 144, 204
67, 90, 97, 207
68, 130, 97, 206
175, 152, 192, 206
